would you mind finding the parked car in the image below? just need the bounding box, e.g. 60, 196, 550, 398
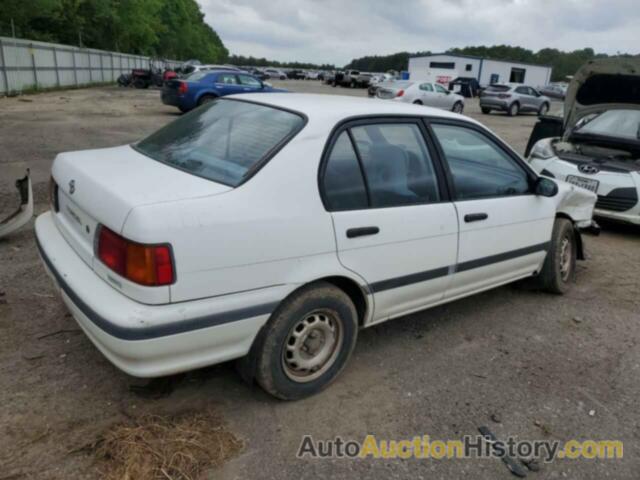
480, 84, 551, 116
323, 71, 336, 84
178, 64, 241, 77
0, 170, 32, 239
249, 69, 269, 81
377, 81, 465, 113
264, 68, 287, 80
527, 57, 640, 225
161, 70, 285, 113
287, 69, 307, 80
304, 71, 320, 80
539, 83, 567, 100
37, 93, 596, 400
333, 69, 364, 88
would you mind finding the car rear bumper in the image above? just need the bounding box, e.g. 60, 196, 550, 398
35, 211, 286, 377
160, 90, 181, 107
479, 98, 509, 110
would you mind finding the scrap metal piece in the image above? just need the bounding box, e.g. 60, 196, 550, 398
0, 170, 33, 239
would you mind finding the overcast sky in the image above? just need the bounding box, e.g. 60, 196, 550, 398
200, 0, 638, 66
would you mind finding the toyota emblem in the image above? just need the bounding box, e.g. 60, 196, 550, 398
69, 179, 75, 194
578, 164, 599, 175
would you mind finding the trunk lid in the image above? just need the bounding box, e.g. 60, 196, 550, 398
52, 144, 231, 264
564, 57, 640, 131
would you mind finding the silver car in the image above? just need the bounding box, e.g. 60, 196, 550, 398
480, 84, 551, 116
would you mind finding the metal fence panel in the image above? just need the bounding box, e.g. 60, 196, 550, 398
0, 36, 182, 95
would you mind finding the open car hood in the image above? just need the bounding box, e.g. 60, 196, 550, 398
564, 57, 640, 131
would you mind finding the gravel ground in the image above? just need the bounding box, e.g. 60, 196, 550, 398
0, 81, 639, 479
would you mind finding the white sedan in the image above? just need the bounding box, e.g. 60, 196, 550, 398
377, 81, 465, 113
36, 94, 595, 400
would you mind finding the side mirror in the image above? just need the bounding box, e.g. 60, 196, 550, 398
534, 176, 558, 197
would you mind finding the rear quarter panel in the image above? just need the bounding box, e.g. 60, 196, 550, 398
121, 122, 361, 303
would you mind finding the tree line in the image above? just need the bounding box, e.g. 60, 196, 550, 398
346, 45, 635, 82
1, 0, 228, 63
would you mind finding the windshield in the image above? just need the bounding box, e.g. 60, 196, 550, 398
136, 99, 305, 186
575, 109, 640, 141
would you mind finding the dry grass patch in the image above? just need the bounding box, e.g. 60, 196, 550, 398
94, 410, 243, 480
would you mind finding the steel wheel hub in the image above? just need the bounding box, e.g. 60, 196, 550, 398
282, 311, 343, 383
559, 236, 572, 281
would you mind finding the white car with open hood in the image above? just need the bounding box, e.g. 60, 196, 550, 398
36, 93, 596, 400
527, 58, 640, 225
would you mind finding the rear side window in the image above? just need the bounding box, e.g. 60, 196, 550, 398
323, 133, 368, 211
136, 100, 305, 187
217, 74, 238, 84
419, 83, 434, 91
351, 124, 440, 208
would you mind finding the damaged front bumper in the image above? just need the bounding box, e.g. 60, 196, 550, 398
0, 170, 33, 239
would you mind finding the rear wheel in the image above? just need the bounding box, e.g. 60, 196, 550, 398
538, 102, 550, 116
452, 101, 464, 114
197, 94, 216, 107
481, 107, 491, 114
413, 100, 423, 105
254, 282, 358, 400
133, 78, 147, 89
508, 102, 520, 116
535, 218, 576, 294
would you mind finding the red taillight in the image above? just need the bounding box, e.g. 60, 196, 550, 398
178, 81, 188, 94
498, 93, 511, 99
396, 89, 405, 97
96, 226, 175, 286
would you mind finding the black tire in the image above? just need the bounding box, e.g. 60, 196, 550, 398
133, 78, 147, 89
197, 94, 216, 107
350, 80, 357, 88
535, 218, 576, 294
538, 102, 550, 116
413, 100, 423, 105
254, 282, 358, 400
178, 105, 189, 113
508, 102, 520, 116
481, 107, 491, 114
452, 101, 464, 114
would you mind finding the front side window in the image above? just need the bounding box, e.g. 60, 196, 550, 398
351, 124, 440, 208
515, 86, 529, 95
136, 100, 304, 187
434, 84, 448, 94
431, 124, 530, 200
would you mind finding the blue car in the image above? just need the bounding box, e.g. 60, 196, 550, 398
161, 70, 287, 112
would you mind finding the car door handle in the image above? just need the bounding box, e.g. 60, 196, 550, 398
464, 213, 488, 223
346, 226, 380, 238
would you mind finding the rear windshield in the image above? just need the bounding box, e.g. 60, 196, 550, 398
486, 85, 511, 92
135, 99, 305, 186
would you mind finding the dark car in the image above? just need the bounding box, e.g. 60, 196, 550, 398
287, 69, 306, 80
448, 77, 480, 98
161, 70, 286, 113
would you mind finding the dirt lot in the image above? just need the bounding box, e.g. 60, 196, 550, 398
1, 81, 639, 479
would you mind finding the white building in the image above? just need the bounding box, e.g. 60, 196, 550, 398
408, 53, 552, 87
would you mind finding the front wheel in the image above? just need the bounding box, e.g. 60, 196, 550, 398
452, 101, 464, 114
413, 100, 423, 105
481, 107, 491, 114
508, 102, 520, 116
536, 218, 576, 294
254, 282, 358, 400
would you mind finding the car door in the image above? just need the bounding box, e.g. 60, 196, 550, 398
237, 74, 263, 93
214, 73, 243, 96
418, 82, 437, 105
321, 119, 458, 322
433, 83, 451, 109
428, 121, 556, 299
515, 86, 534, 111
528, 87, 543, 109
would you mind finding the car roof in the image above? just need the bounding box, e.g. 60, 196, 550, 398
227, 93, 476, 125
